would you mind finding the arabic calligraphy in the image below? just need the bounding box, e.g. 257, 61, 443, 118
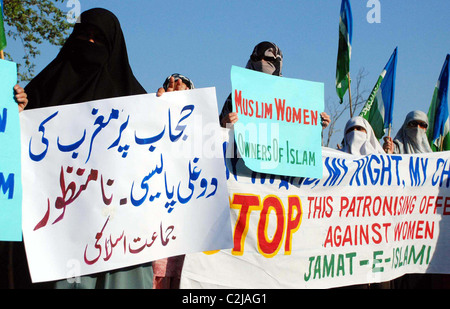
21, 89, 231, 283
33, 166, 112, 231
84, 216, 176, 265
29, 111, 58, 162
34, 154, 219, 231
0, 108, 7, 133
31, 103, 220, 232
130, 156, 218, 213
130, 155, 218, 213
28, 105, 195, 162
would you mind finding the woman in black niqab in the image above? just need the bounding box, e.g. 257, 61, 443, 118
17, 8, 153, 289
25, 8, 146, 109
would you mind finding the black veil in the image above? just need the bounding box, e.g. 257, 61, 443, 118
25, 8, 146, 109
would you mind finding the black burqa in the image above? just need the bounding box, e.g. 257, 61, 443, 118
25, 8, 146, 109
16, 8, 153, 289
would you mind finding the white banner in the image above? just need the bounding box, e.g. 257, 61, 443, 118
181, 133, 450, 289
20, 88, 233, 283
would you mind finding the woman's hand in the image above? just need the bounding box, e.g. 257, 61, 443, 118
157, 77, 189, 97
221, 112, 239, 128
383, 136, 394, 154
14, 84, 28, 112
320, 112, 330, 130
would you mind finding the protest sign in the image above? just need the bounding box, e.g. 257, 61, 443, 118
20, 88, 233, 283
180, 130, 450, 289
231, 65, 324, 179
0, 59, 22, 242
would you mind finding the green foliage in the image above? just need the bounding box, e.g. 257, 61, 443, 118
3, 0, 72, 81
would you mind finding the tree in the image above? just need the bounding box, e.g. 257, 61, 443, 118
324, 68, 370, 148
3, 0, 72, 81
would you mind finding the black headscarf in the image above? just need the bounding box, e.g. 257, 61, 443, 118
246, 41, 283, 76
18, 9, 152, 289
162, 73, 195, 90
25, 8, 146, 109
219, 41, 283, 126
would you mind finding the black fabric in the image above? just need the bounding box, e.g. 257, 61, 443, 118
219, 41, 283, 126
247, 41, 283, 76
163, 73, 195, 90
16, 8, 148, 289
25, 8, 146, 109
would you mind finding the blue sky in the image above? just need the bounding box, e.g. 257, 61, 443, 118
7, 0, 450, 147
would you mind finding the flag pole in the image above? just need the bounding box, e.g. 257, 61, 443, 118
347, 72, 353, 118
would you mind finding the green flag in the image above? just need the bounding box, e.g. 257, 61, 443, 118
0, 0, 6, 51
336, 0, 353, 103
427, 54, 450, 152
360, 48, 398, 139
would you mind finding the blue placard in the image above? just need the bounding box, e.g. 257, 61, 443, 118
231, 65, 324, 178
0, 59, 22, 241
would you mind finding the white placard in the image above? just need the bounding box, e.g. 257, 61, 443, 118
20, 88, 233, 283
